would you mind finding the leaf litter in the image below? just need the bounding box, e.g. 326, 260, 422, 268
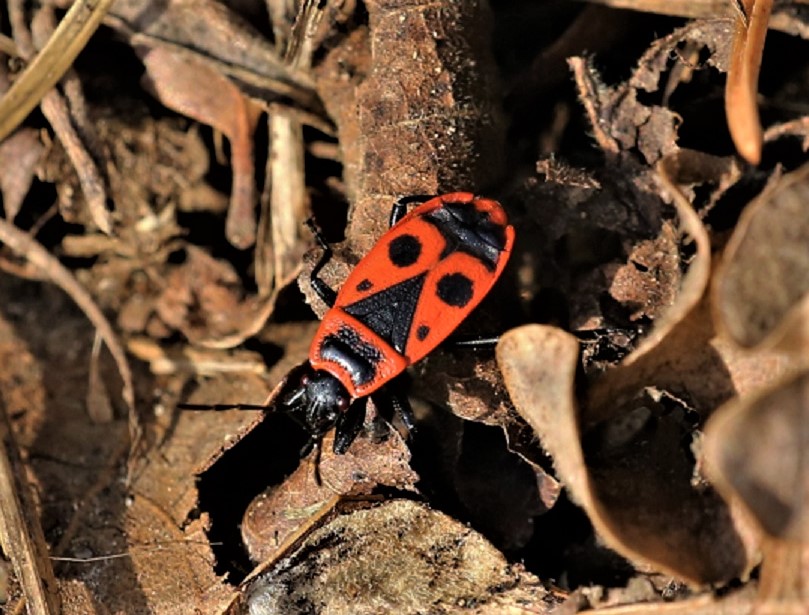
2, 1, 809, 613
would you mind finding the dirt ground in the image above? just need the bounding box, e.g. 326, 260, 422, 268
1, 1, 809, 613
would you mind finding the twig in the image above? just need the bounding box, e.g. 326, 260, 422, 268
257, 1, 313, 293
0, 402, 60, 614
569, 56, 621, 155
725, 0, 773, 164
0, 35, 20, 57
31, 6, 113, 234
0, 0, 116, 143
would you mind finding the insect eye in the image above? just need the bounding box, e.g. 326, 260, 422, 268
336, 397, 350, 411
300, 373, 310, 386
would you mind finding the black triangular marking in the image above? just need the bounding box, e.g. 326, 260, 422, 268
343, 272, 427, 354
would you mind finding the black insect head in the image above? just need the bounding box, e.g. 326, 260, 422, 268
283, 369, 350, 437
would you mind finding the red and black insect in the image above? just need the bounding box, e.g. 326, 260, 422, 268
186, 193, 514, 454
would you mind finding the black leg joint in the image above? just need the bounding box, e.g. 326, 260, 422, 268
389, 194, 435, 227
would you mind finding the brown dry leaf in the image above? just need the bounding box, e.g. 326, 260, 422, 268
713, 162, 809, 355
704, 371, 809, 612
764, 116, 809, 151
133, 375, 269, 527
123, 497, 234, 613
353, 1, 505, 201
131, 328, 316, 543
236, 500, 551, 615
259, 111, 308, 294
556, 160, 795, 585
0, 128, 44, 221
585, 154, 787, 422
102, 0, 318, 109
498, 324, 753, 585
140, 46, 261, 249
610, 156, 712, 367
589, 298, 796, 426
704, 371, 809, 542
311, 0, 505, 288
241, 430, 417, 562
570, 20, 733, 163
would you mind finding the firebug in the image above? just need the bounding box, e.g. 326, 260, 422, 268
184, 192, 514, 454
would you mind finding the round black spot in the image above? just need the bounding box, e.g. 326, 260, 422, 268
437, 273, 473, 307
356, 279, 373, 292
416, 325, 430, 341
388, 234, 422, 267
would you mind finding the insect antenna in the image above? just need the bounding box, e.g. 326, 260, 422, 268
177, 402, 270, 412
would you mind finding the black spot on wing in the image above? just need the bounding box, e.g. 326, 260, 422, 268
423, 202, 506, 270
356, 279, 373, 292
416, 325, 430, 341
388, 234, 422, 267
437, 273, 473, 307
343, 272, 427, 353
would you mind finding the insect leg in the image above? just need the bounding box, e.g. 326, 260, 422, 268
305, 218, 338, 308
300, 439, 324, 485
389, 195, 435, 227
333, 397, 368, 454
372, 381, 416, 438
390, 390, 416, 436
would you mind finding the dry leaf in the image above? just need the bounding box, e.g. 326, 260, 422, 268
103, 0, 318, 107
241, 430, 417, 562
704, 371, 809, 612
140, 47, 261, 249
238, 500, 547, 615
704, 371, 809, 542
498, 324, 753, 585
713, 162, 809, 354
0, 128, 44, 221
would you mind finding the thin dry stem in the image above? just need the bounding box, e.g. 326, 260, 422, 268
0, 0, 115, 143
725, 0, 773, 164
0, 405, 60, 614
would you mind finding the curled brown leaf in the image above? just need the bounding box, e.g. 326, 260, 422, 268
704, 370, 809, 612
713, 162, 809, 355
499, 324, 753, 585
